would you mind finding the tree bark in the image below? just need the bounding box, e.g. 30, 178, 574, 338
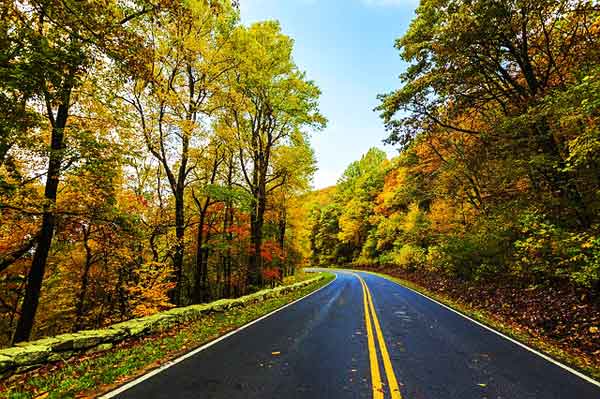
12, 90, 71, 343
74, 225, 93, 332
248, 185, 266, 288
172, 191, 185, 304
193, 206, 210, 303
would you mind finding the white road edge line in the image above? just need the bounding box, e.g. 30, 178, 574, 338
356, 270, 600, 388
100, 273, 338, 398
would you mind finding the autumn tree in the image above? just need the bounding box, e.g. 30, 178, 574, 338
224, 21, 325, 287
378, 0, 600, 227
123, 1, 238, 304
3, 0, 160, 343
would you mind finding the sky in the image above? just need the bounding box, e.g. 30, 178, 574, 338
240, 0, 418, 189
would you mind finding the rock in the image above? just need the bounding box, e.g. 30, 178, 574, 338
0, 354, 14, 374
136, 314, 173, 332
86, 342, 113, 354
47, 351, 74, 362
53, 329, 125, 351
163, 305, 208, 322
110, 320, 149, 336
17, 337, 72, 352
229, 299, 245, 308
209, 299, 232, 312
111, 314, 173, 336
0, 345, 51, 366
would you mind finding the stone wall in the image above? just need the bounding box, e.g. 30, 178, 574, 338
0, 274, 326, 379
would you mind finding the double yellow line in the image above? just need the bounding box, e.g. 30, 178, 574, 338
356, 273, 403, 399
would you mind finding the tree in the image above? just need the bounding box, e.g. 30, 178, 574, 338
377, 0, 600, 227
224, 21, 325, 287
124, 1, 238, 304
0, 1, 325, 345
7, 0, 156, 343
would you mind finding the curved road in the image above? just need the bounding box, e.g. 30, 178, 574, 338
107, 270, 600, 398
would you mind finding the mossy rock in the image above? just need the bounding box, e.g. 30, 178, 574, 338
111, 314, 173, 336
208, 299, 234, 312
110, 319, 152, 336
228, 299, 245, 308
161, 307, 194, 320
47, 350, 74, 362
139, 314, 177, 330
109, 320, 146, 337
0, 345, 50, 366
0, 354, 14, 374
163, 305, 208, 322
86, 342, 113, 354
52, 329, 125, 351
15, 337, 54, 348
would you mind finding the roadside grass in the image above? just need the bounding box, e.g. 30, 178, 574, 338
0, 272, 335, 399
349, 268, 600, 383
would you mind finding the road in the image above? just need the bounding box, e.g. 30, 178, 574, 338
107, 270, 600, 399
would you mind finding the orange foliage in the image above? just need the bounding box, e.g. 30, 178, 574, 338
260, 241, 284, 262
261, 267, 281, 284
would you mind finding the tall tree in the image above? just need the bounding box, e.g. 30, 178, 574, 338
377, 0, 600, 227
8, 0, 154, 343
125, 1, 237, 304
225, 22, 325, 287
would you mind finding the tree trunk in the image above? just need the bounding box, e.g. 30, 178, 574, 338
74, 225, 93, 332
278, 205, 286, 276
223, 156, 234, 298
193, 210, 205, 303
248, 192, 265, 288
192, 205, 211, 303
173, 192, 185, 305
534, 120, 590, 227
12, 97, 70, 344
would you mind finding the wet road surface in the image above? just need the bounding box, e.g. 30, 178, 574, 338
107, 270, 600, 399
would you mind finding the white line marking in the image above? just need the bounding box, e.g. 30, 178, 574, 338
355, 270, 600, 388
100, 274, 338, 398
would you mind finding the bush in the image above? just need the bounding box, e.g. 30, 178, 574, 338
380, 244, 426, 271
514, 211, 600, 288
429, 217, 512, 280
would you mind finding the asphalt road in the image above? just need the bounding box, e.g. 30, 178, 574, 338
107, 270, 600, 399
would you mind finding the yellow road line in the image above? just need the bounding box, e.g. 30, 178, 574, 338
363, 278, 403, 399
361, 274, 384, 399
356, 273, 403, 399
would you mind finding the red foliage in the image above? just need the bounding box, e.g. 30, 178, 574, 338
261, 267, 281, 283
260, 241, 284, 262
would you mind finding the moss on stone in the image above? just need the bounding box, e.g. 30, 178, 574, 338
0, 355, 14, 374
0, 346, 50, 366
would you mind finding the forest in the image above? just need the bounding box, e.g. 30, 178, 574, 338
308, 0, 600, 362
0, 0, 325, 346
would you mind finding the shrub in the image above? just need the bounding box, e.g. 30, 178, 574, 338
514, 211, 600, 288
382, 244, 426, 271
430, 216, 512, 281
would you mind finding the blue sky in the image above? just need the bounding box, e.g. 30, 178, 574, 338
240, 0, 418, 189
